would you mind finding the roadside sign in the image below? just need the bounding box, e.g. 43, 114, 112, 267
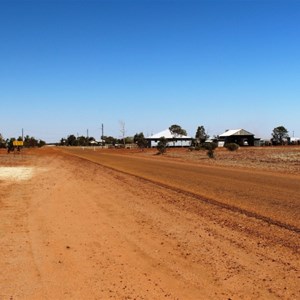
13, 141, 24, 146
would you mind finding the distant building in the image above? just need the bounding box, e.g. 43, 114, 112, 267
218, 129, 256, 146
290, 137, 300, 144
146, 129, 193, 148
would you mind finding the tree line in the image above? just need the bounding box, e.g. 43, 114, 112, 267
1, 125, 295, 150
59, 125, 296, 148
59, 134, 134, 147
0, 134, 46, 149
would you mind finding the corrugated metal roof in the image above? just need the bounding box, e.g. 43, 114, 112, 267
147, 129, 191, 139
219, 129, 254, 137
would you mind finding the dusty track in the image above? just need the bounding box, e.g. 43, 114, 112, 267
62, 147, 300, 232
0, 147, 299, 299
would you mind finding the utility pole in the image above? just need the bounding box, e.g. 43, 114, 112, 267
101, 123, 104, 148
22, 128, 24, 141
87, 129, 89, 139
119, 120, 126, 147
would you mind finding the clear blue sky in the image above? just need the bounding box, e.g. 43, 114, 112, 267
1, 0, 300, 142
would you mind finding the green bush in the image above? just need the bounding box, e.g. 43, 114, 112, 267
207, 148, 215, 158
202, 142, 218, 151
193, 142, 218, 152
157, 137, 167, 154
225, 143, 239, 151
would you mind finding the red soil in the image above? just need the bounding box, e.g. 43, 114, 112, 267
0, 147, 299, 299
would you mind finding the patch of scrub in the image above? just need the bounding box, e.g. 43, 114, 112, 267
0, 167, 34, 181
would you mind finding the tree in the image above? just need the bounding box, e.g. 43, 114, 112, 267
77, 135, 89, 146
124, 136, 133, 144
195, 126, 209, 145
157, 137, 168, 154
24, 135, 38, 147
272, 126, 289, 145
169, 124, 187, 136
60, 138, 66, 145
104, 136, 117, 145
38, 139, 46, 147
0, 133, 6, 148
66, 134, 77, 146
134, 132, 148, 150
7, 138, 15, 152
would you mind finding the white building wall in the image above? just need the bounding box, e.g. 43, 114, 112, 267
150, 140, 192, 147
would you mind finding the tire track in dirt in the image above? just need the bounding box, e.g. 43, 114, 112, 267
55, 150, 300, 299
65, 150, 300, 236
2, 148, 299, 299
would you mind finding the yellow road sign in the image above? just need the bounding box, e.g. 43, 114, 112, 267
13, 141, 24, 146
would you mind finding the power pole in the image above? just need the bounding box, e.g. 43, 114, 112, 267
119, 121, 126, 147
101, 123, 104, 148
22, 128, 24, 141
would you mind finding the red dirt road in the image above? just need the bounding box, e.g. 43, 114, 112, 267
0, 147, 299, 299
63, 147, 300, 231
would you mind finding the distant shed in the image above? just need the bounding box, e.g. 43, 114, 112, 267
218, 129, 255, 146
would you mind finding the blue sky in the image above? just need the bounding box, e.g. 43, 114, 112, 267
1, 0, 300, 142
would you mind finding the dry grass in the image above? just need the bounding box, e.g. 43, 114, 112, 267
134, 146, 300, 174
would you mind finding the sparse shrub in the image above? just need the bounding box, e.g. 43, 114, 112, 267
225, 143, 239, 151
157, 137, 167, 154
202, 142, 218, 151
207, 148, 215, 158
202, 143, 217, 158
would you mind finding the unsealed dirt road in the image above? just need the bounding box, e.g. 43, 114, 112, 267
0, 147, 299, 299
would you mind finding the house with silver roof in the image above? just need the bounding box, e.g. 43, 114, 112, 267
146, 129, 193, 148
218, 129, 255, 147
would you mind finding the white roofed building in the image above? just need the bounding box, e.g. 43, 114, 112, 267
218, 129, 255, 146
146, 129, 193, 148
290, 137, 300, 144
